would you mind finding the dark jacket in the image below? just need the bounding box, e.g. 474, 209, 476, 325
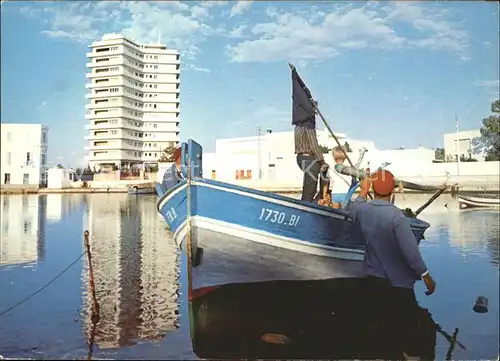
162, 163, 184, 191
349, 197, 428, 289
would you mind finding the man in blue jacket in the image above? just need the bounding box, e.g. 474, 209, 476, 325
161, 146, 184, 191
349, 168, 436, 356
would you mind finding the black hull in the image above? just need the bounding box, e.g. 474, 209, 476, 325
400, 180, 442, 192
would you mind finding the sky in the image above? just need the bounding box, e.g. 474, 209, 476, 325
1, 1, 499, 167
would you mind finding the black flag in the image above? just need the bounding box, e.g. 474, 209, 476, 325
291, 65, 316, 127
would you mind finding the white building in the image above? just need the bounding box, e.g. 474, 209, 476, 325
0, 123, 49, 187
443, 129, 484, 161
47, 167, 76, 189
202, 129, 432, 186
85, 34, 181, 170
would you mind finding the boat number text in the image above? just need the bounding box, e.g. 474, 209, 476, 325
166, 207, 177, 223
259, 208, 300, 227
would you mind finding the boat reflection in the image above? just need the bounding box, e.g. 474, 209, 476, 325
189, 278, 437, 360
81, 194, 180, 350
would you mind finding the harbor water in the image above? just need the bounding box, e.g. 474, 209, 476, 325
0, 193, 498, 359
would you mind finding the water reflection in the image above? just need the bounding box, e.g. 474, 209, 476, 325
0, 195, 46, 267
190, 278, 436, 360
0, 193, 498, 359
46, 194, 84, 222
81, 194, 180, 350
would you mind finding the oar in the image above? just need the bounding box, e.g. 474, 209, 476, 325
414, 185, 449, 217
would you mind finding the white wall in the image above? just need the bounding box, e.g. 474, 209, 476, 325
0, 123, 48, 186
199, 130, 500, 188
47, 168, 74, 189
443, 129, 484, 161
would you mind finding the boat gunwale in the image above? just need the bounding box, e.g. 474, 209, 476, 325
156, 177, 430, 231
458, 194, 500, 205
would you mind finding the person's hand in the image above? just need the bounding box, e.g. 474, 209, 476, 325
359, 170, 371, 197
320, 162, 329, 173
423, 273, 436, 296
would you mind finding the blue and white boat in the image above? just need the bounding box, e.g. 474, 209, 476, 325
156, 139, 431, 291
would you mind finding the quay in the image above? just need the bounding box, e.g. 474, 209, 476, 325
0, 176, 498, 195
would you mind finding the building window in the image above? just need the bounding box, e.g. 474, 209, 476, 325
246, 170, 252, 179
23, 174, 30, 184
42, 132, 47, 143
26, 152, 31, 163
211, 170, 216, 180
41, 154, 47, 165
4, 173, 10, 184
6, 152, 11, 165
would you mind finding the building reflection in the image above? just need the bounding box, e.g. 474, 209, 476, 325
46, 194, 84, 222
81, 194, 179, 349
0, 195, 46, 267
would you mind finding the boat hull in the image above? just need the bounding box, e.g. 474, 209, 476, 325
157, 178, 430, 289
458, 194, 500, 209
182, 226, 364, 290
128, 187, 156, 195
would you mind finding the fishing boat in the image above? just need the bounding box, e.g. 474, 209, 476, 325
155, 139, 431, 291
188, 277, 437, 360
127, 184, 156, 195
458, 194, 500, 209
155, 64, 443, 291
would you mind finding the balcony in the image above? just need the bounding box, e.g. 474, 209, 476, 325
86, 48, 124, 58
86, 68, 123, 79
86, 99, 144, 111
86, 108, 143, 121
85, 131, 124, 141
85, 142, 123, 151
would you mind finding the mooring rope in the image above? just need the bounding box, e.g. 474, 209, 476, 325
0, 251, 86, 318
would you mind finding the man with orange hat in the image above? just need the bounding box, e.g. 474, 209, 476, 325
161, 145, 184, 191
349, 168, 436, 356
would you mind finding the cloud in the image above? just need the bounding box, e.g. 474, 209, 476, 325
475, 79, 500, 102
227, 24, 248, 38
227, 2, 470, 63
19, 1, 221, 61
474, 80, 500, 88
229, 1, 253, 18
37, 100, 48, 110
186, 64, 211, 73
19, 1, 471, 65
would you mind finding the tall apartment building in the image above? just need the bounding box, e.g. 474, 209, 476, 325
0, 123, 49, 187
85, 34, 181, 170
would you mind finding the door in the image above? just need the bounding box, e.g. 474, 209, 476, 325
23, 174, 29, 184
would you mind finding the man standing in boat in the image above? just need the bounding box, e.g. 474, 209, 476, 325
291, 66, 329, 202
161, 145, 184, 191
349, 169, 436, 356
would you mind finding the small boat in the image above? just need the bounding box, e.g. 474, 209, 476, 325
189, 278, 437, 360
155, 139, 431, 291
458, 194, 500, 209
127, 185, 156, 195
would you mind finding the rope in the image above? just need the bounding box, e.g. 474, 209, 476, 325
0, 251, 86, 318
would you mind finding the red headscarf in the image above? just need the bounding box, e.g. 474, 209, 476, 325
370, 169, 395, 196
